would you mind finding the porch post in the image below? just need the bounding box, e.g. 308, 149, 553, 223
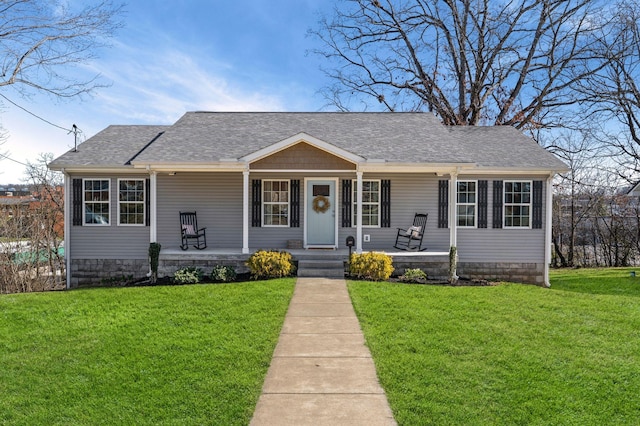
242, 170, 250, 254
150, 171, 157, 243
448, 171, 458, 249
356, 171, 363, 253
63, 171, 71, 290
544, 174, 553, 287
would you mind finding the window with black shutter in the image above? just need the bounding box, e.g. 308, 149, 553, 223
290, 180, 300, 227
252, 179, 261, 227
381, 179, 391, 228
438, 180, 448, 228
532, 180, 543, 229
478, 180, 488, 228
493, 180, 503, 228
72, 178, 82, 226
341, 179, 352, 227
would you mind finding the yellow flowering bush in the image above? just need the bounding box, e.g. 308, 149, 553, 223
246, 250, 294, 279
349, 252, 394, 281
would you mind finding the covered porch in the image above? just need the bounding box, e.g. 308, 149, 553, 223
157, 247, 452, 280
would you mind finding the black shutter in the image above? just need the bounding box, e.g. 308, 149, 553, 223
290, 180, 300, 227
493, 180, 503, 228
478, 180, 488, 228
532, 180, 543, 229
438, 180, 448, 228
342, 179, 352, 227
72, 178, 83, 226
381, 179, 391, 228
252, 179, 262, 227
145, 178, 151, 226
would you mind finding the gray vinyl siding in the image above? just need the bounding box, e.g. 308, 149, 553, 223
69, 172, 549, 261
250, 173, 326, 249
69, 174, 150, 259
157, 173, 243, 249
345, 174, 449, 252
456, 174, 547, 263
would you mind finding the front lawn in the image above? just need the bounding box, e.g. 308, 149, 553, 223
0, 279, 295, 425
349, 268, 640, 425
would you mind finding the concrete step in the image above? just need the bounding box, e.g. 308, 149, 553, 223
297, 268, 345, 278
297, 259, 345, 278
298, 259, 344, 269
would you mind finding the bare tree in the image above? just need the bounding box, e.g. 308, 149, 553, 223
312, 0, 610, 129
550, 132, 610, 266
579, 1, 640, 178
0, 0, 124, 98
0, 154, 65, 293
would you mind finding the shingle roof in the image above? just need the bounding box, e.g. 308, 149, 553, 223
49, 125, 169, 168
49, 112, 568, 171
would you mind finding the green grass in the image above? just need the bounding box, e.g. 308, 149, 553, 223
0, 279, 295, 425
348, 268, 640, 425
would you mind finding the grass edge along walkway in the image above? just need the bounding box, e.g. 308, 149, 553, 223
0, 279, 295, 426
348, 268, 640, 425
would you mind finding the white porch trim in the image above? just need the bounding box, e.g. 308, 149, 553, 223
544, 174, 554, 287
242, 170, 250, 254
356, 171, 363, 253
150, 171, 157, 243
63, 171, 71, 290
449, 171, 459, 280
240, 132, 365, 164
449, 171, 458, 248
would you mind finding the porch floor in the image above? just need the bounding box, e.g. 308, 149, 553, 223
159, 247, 449, 260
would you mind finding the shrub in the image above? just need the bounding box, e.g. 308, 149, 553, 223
211, 265, 237, 282
173, 267, 204, 285
399, 268, 427, 283
349, 252, 394, 281
246, 250, 294, 279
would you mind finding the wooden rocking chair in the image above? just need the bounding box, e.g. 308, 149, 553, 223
394, 213, 428, 251
179, 211, 207, 250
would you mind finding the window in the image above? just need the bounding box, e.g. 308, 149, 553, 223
504, 181, 531, 227
83, 179, 110, 225
118, 179, 145, 225
353, 180, 380, 227
457, 181, 476, 227
263, 180, 289, 226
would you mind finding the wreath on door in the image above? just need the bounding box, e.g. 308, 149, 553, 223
312, 195, 331, 213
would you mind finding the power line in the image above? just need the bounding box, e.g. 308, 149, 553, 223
0, 93, 84, 164
0, 152, 29, 166
0, 93, 75, 133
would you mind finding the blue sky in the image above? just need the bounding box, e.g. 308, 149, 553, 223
0, 0, 336, 184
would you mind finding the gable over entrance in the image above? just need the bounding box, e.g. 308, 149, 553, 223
242, 132, 362, 171
251, 141, 357, 170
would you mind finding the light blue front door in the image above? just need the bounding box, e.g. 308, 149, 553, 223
306, 179, 336, 247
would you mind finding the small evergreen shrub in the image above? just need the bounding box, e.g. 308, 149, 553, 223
349, 252, 394, 281
173, 267, 204, 285
211, 265, 237, 282
399, 268, 427, 283
246, 250, 294, 279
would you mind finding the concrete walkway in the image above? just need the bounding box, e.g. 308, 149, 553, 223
250, 278, 397, 426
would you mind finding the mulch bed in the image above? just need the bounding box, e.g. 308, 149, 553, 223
123, 274, 495, 287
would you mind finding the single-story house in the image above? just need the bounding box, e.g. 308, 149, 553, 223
49, 112, 568, 287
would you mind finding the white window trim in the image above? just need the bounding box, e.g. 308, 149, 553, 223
352, 179, 381, 228
117, 179, 146, 226
262, 179, 290, 227
82, 178, 110, 226
503, 180, 532, 229
457, 180, 477, 229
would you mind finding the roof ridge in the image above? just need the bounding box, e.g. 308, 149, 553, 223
125, 131, 166, 165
